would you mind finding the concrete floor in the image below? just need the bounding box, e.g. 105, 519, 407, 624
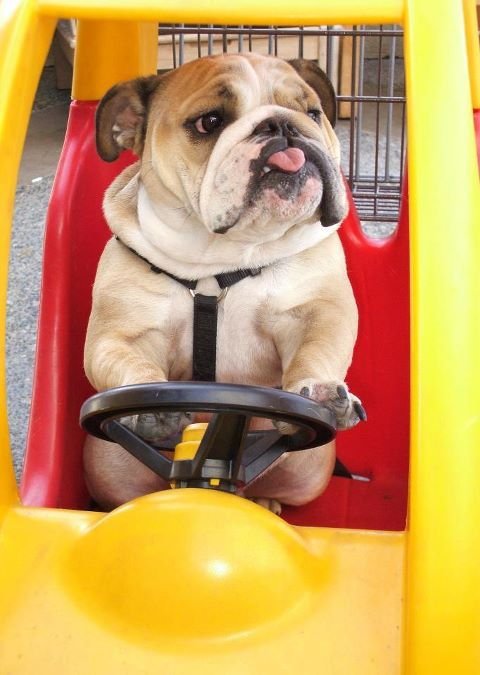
7, 61, 404, 478
7, 68, 70, 476
18, 104, 69, 184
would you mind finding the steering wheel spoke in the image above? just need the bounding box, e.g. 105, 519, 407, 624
242, 430, 286, 484
103, 419, 173, 481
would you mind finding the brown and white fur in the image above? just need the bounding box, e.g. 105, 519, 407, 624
84, 53, 363, 513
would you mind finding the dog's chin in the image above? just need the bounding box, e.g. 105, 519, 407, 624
212, 169, 324, 237
256, 165, 323, 218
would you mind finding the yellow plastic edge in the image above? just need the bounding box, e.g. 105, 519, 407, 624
463, 0, 480, 108
404, 0, 480, 672
73, 21, 158, 100
37, 0, 403, 25
0, 0, 56, 513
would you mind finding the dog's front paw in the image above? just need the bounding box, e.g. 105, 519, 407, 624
249, 497, 282, 516
277, 380, 366, 434
121, 411, 193, 445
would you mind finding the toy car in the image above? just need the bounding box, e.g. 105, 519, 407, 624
0, 0, 479, 672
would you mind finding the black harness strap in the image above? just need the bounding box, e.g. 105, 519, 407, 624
192, 294, 218, 381
215, 267, 262, 289
115, 236, 261, 381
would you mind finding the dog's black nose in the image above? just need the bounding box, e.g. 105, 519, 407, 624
254, 117, 299, 138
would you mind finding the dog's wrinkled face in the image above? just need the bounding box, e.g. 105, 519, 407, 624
96, 54, 347, 241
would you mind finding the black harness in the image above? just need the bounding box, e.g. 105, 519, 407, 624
115, 237, 357, 481
116, 237, 262, 381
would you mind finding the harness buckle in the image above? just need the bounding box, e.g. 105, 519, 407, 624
189, 287, 229, 303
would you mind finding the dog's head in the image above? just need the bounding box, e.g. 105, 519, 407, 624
96, 54, 347, 242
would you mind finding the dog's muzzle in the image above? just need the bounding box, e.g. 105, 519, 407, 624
250, 117, 346, 227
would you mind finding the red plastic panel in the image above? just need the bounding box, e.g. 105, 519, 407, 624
21, 101, 411, 530
283, 186, 410, 530
20, 102, 133, 508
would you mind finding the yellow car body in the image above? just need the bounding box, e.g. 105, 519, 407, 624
0, 1, 479, 672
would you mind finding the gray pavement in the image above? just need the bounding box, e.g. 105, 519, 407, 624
7, 178, 54, 476
7, 66, 69, 477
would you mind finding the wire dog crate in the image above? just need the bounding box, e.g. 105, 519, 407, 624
159, 24, 406, 236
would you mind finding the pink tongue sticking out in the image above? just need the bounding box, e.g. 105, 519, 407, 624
266, 147, 306, 173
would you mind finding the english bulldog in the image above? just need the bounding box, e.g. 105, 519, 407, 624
83, 53, 365, 513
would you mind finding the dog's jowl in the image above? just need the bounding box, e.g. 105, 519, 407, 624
84, 53, 365, 513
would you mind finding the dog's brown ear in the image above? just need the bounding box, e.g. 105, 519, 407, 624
95, 75, 160, 162
288, 59, 337, 128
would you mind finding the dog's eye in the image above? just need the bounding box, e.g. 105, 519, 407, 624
307, 109, 322, 123
194, 111, 224, 134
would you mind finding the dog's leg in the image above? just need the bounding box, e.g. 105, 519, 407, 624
273, 282, 363, 429
83, 341, 191, 508
253, 287, 361, 509
84, 335, 169, 392
84, 436, 169, 510
243, 442, 336, 514
248, 497, 283, 515
85, 339, 192, 442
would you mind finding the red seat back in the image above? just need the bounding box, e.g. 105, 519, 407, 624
283, 188, 410, 530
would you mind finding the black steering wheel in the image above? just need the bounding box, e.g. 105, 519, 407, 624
80, 382, 336, 492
